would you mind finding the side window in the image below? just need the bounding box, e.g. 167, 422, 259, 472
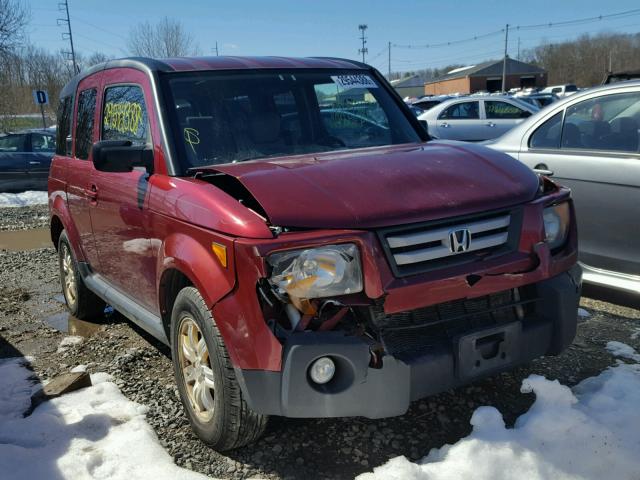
32, 133, 56, 153
485, 101, 530, 119
562, 92, 640, 152
75, 89, 97, 160
102, 85, 150, 145
0, 134, 26, 152
439, 102, 479, 120
529, 112, 563, 149
56, 96, 73, 155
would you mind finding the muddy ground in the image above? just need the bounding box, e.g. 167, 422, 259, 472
1, 205, 640, 479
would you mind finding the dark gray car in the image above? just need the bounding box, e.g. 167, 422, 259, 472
0, 130, 55, 192
487, 81, 640, 293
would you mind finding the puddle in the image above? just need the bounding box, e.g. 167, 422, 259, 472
43, 311, 102, 337
0, 228, 51, 251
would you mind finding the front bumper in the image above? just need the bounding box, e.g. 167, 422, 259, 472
235, 266, 581, 418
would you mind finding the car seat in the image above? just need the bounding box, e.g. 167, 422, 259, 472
601, 117, 639, 152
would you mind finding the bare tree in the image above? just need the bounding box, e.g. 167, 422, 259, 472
0, 0, 29, 57
127, 17, 199, 58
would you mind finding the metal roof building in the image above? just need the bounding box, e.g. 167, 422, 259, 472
424, 58, 547, 95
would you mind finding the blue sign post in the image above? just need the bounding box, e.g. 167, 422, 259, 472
32, 90, 49, 130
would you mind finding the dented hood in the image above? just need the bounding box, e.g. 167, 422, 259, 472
206, 142, 540, 229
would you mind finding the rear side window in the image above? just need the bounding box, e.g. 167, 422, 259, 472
102, 85, 150, 145
485, 101, 530, 119
0, 134, 27, 152
439, 102, 479, 120
75, 89, 97, 160
56, 96, 73, 155
529, 112, 563, 149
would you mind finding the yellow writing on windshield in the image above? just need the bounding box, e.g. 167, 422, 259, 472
184, 127, 200, 154
104, 102, 143, 135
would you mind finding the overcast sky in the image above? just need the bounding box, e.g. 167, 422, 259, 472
27, 0, 640, 72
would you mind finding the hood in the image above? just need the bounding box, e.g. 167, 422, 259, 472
204, 142, 539, 229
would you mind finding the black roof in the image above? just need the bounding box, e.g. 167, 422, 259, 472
425, 57, 546, 84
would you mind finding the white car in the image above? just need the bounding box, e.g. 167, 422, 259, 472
540, 84, 578, 97
417, 96, 538, 141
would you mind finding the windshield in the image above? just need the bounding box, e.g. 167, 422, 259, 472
161, 69, 422, 173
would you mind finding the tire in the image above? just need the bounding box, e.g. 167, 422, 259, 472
58, 230, 105, 320
170, 287, 268, 451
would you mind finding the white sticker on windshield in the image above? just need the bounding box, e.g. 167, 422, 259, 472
331, 74, 378, 89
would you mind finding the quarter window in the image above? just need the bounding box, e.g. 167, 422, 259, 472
56, 96, 73, 155
102, 85, 150, 145
439, 102, 479, 120
485, 101, 530, 119
529, 112, 563, 149
75, 89, 97, 160
0, 134, 26, 152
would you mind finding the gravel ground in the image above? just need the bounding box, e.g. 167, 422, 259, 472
2, 240, 640, 479
0, 205, 49, 231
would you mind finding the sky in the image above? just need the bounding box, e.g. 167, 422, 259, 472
26, 0, 640, 73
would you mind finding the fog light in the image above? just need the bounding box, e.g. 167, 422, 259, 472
309, 357, 335, 384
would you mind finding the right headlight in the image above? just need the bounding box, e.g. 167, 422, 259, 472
268, 243, 363, 299
543, 202, 570, 250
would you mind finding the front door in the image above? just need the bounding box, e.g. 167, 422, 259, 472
27, 131, 56, 190
88, 68, 158, 311
435, 100, 483, 141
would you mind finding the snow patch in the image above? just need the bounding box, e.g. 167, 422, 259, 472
631, 328, 640, 340
0, 191, 48, 207
0, 358, 209, 480
70, 364, 87, 373
359, 343, 640, 480
57, 335, 84, 353
577, 308, 590, 318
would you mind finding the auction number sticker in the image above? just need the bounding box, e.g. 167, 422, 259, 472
331, 74, 378, 89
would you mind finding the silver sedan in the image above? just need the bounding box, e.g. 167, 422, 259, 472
486, 81, 640, 294
417, 96, 538, 141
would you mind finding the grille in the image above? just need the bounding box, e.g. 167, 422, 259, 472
378, 210, 519, 277
369, 289, 535, 358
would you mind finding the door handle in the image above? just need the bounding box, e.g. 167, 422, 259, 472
85, 184, 98, 201
29, 161, 41, 165
440, 122, 450, 128
486, 122, 496, 127
533, 163, 554, 177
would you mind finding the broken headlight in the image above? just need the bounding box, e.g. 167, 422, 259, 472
543, 202, 570, 250
268, 244, 363, 299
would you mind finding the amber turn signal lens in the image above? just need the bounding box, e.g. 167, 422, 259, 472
211, 242, 227, 268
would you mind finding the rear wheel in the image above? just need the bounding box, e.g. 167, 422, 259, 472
58, 231, 105, 319
170, 286, 268, 450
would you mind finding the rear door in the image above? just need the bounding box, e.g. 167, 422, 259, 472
520, 89, 640, 276
27, 131, 56, 190
0, 134, 29, 192
435, 100, 483, 141
483, 100, 532, 138
67, 75, 102, 268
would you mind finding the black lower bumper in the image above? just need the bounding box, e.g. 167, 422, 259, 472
236, 266, 582, 419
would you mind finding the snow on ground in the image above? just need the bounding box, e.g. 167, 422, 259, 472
57, 335, 84, 353
577, 308, 590, 319
359, 343, 640, 480
0, 191, 48, 207
0, 357, 209, 480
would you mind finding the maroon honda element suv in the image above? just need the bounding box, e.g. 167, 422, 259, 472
49, 56, 581, 450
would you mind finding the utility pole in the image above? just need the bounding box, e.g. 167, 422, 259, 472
358, 24, 368, 63
388, 41, 391, 78
212, 42, 219, 56
57, 0, 78, 74
501, 24, 509, 92
517, 37, 521, 61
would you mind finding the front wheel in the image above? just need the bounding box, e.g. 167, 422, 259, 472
170, 286, 268, 450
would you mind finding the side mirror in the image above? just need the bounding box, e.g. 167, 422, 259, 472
92, 140, 154, 174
